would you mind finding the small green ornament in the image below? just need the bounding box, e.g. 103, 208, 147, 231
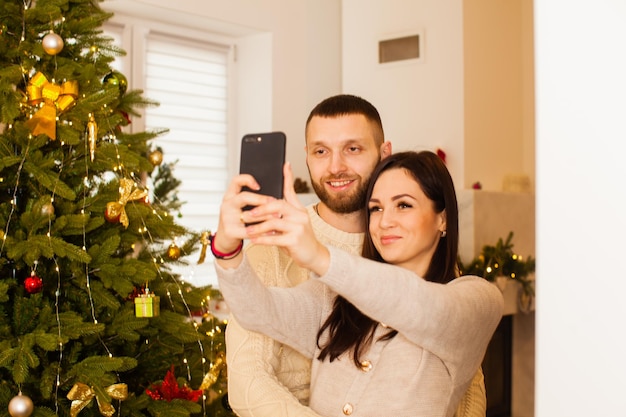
103, 70, 128, 95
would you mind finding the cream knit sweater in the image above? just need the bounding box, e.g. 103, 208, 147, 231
223, 206, 492, 417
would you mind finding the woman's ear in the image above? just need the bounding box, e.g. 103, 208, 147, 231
438, 209, 447, 235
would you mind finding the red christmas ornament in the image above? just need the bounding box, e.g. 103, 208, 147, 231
104, 205, 121, 223
472, 181, 482, 190
24, 275, 43, 294
146, 365, 202, 402
127, 286, 142, 301
436, 148, 447, 164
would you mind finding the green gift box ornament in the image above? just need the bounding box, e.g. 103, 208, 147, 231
135, 292, 160, 317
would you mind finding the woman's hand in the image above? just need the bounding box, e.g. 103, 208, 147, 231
244, 162, 330, 276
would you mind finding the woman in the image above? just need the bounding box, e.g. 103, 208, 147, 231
212, 151, 503, 417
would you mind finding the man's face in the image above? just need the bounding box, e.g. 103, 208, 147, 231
305, 114, 383, 214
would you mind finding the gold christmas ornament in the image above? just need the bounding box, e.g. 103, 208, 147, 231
167, 242, 181, 260
87, 114, 98, 161
8, 393, 34, 417
148, 149, 163, 166
67, 382, 128, 417
42, 31, 64, 55
105, 178, 148, 228
25, 72, 78, 140
41, 202, 55, 216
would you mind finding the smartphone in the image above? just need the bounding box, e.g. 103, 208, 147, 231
239, 131, 286, 213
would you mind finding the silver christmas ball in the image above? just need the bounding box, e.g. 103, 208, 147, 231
42, 32, 64, 55
8, 394, 34, 417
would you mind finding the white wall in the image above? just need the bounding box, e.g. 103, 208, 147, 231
535, 1, 626, 415
342, 0, 465, 188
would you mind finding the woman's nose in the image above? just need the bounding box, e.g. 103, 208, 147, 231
378, 208, 396, 228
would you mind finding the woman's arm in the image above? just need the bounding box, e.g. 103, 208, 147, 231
316, 247, 504, 366
216, 254, 325, 358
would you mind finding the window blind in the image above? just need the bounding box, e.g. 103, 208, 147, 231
144, 33, 229, 234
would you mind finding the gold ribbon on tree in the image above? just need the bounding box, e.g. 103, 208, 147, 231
25, 71, 78, 140
67, 382, 128, 417
199, 352, 226, 391
197, 231, 211, 264
106, 178, 148, 228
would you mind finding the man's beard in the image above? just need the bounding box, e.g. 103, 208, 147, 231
311, 175, 370, 214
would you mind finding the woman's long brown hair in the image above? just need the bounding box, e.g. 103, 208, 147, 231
316, 151, 460, 367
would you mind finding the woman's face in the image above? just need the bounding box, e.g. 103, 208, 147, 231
367, 168, 446, 276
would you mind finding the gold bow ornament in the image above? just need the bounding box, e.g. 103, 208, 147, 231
67, 382, 128, 417
105, 178, 148, 228
25, 71, 78, 140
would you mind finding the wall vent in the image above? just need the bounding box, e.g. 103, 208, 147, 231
378, 34, 420, 63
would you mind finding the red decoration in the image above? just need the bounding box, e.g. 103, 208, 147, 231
146, 365, 202, 402
436, 148, 446, 164
121, 111, 131, 125
127, 286, 142, 301
24, 274, 43, 294
104, 205, 121, 223
472, 181, 482, 190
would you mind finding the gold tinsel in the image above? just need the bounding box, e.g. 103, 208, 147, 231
199, 352, 226, 391
197, 231, 210, 264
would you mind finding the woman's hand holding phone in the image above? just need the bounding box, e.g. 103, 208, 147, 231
244, 163, 330, 276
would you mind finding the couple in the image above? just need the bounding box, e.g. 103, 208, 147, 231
212, 95, 503, 416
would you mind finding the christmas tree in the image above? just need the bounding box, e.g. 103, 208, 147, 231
0, 0, 232, 416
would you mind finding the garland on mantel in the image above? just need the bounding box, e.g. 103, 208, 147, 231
459, 231, 535, 301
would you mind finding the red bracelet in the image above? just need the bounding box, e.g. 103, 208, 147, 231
210, 233, 243, 260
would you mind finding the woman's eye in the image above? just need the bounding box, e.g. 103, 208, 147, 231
368, 205, 382, 213
398, 202, 412, 209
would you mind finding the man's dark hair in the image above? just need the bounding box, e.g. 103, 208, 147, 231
305, 94, 384, 143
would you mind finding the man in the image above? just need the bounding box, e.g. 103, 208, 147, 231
224, 94, 486, 416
